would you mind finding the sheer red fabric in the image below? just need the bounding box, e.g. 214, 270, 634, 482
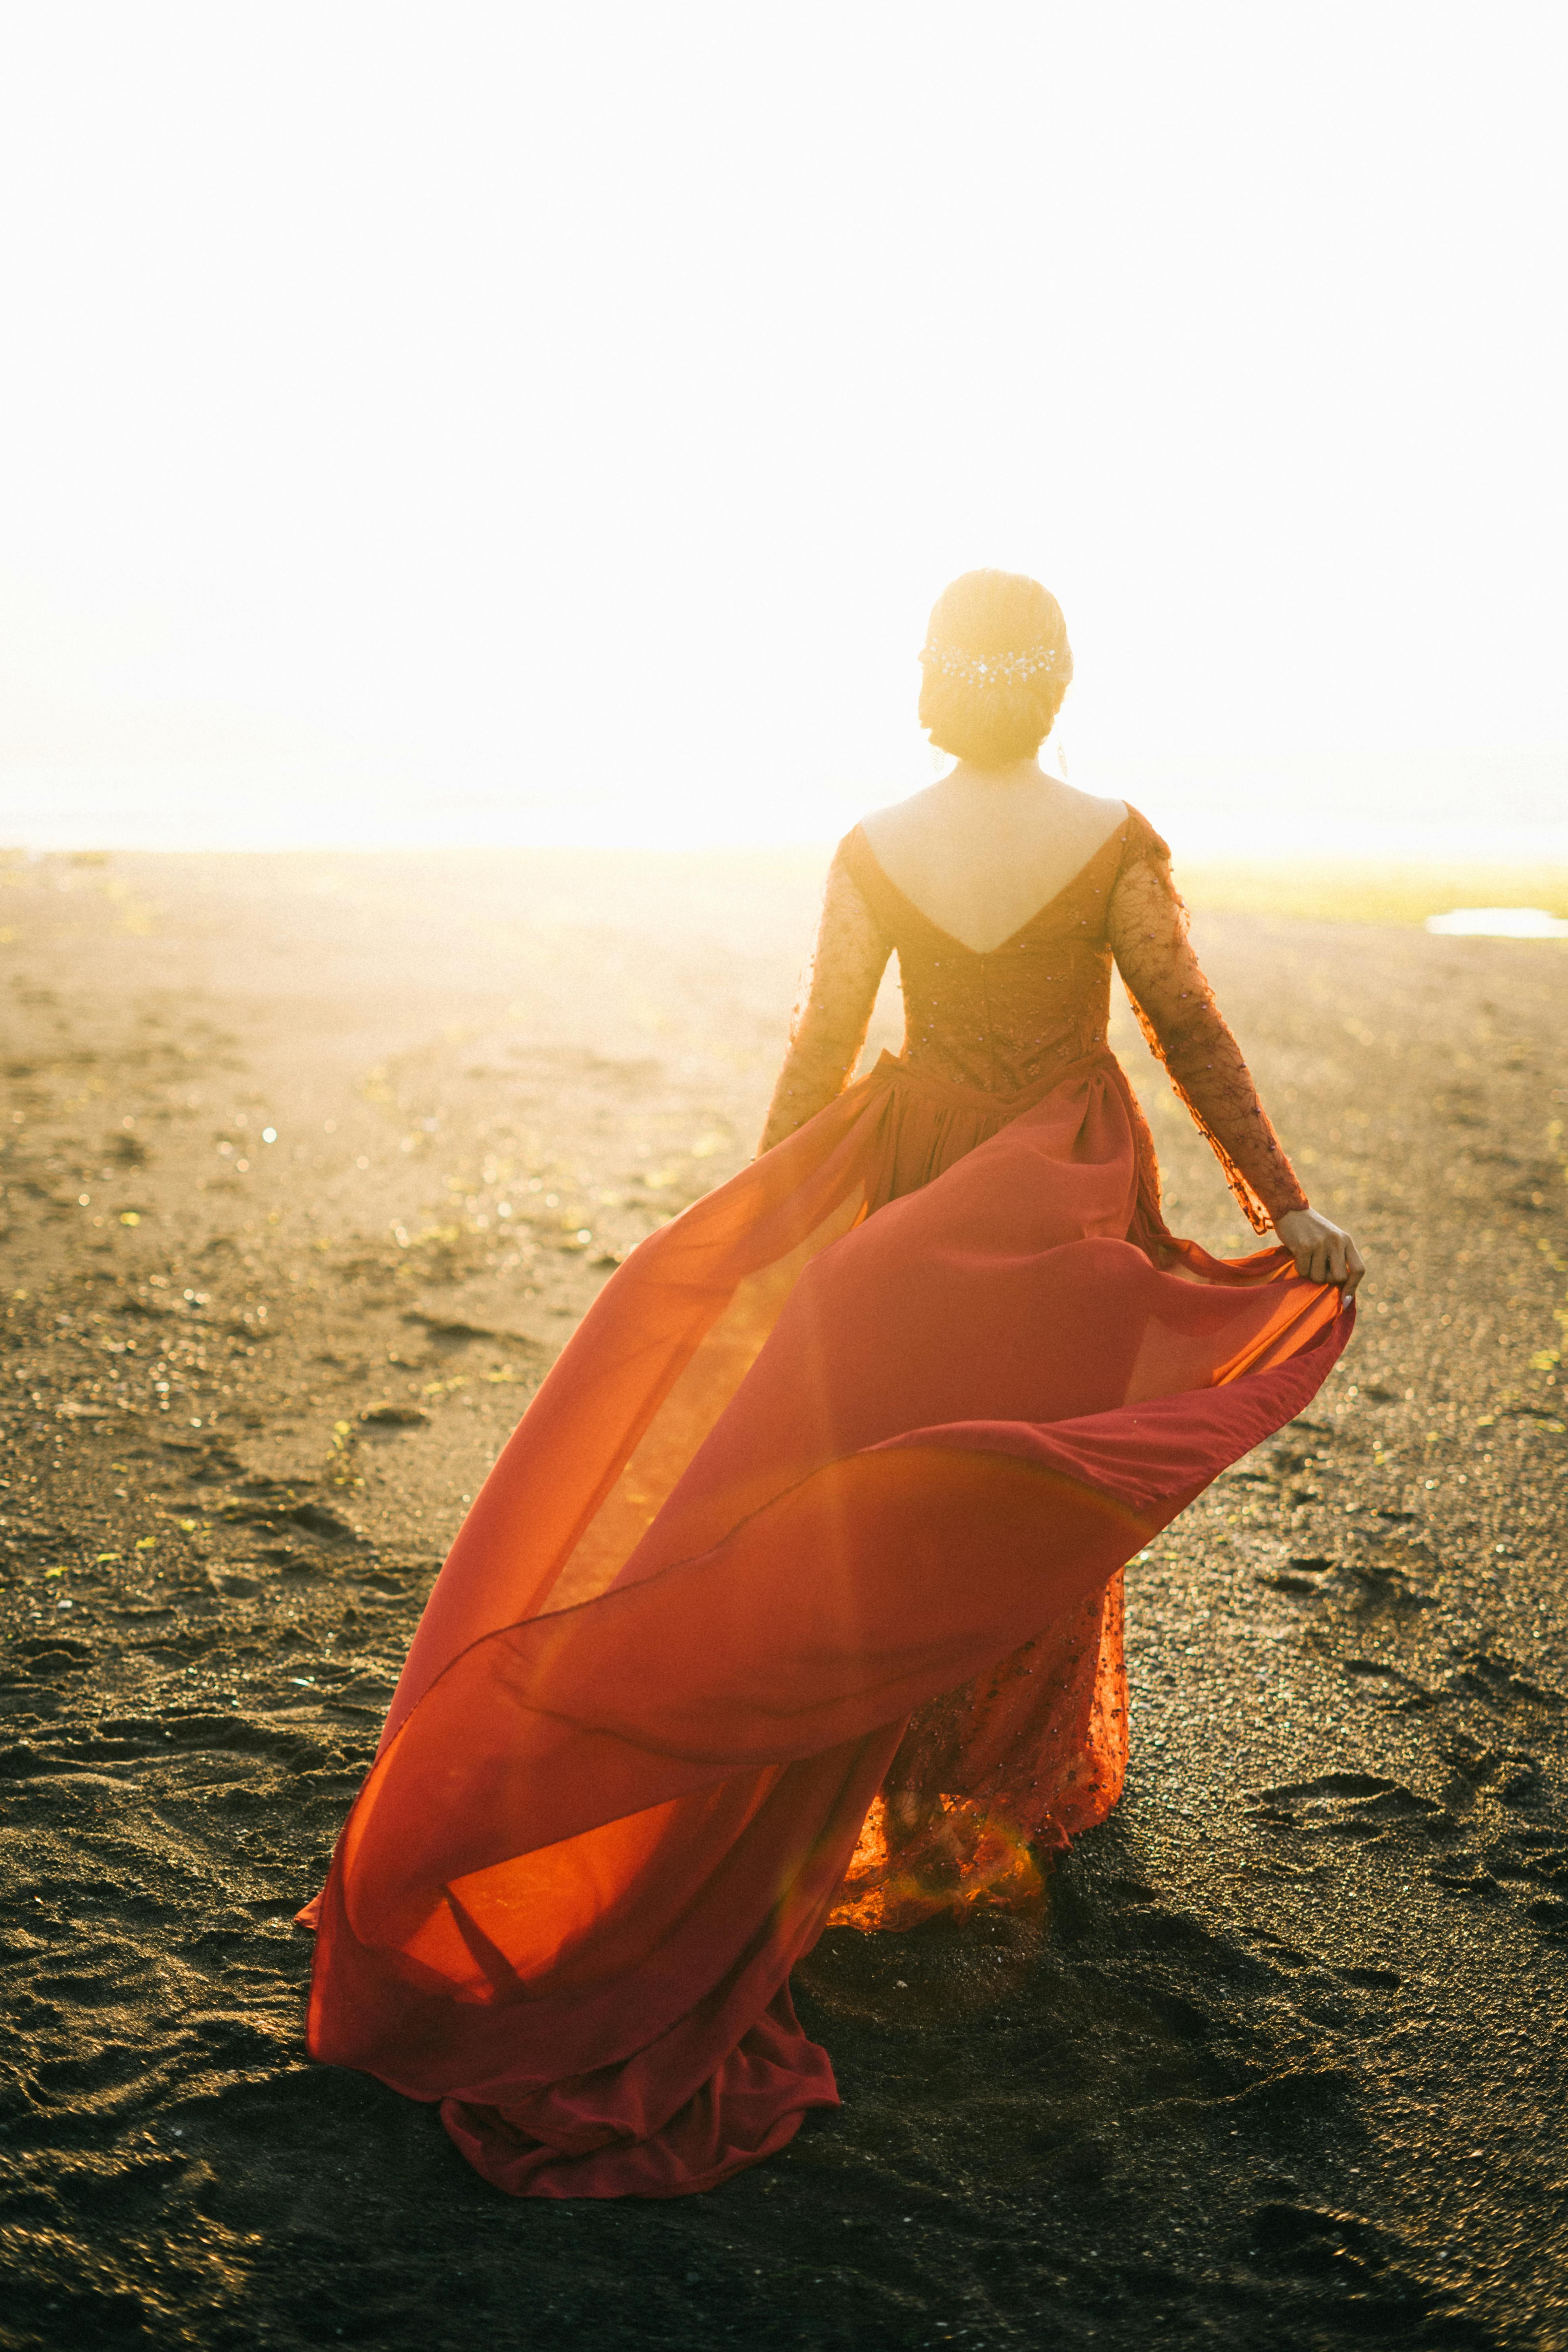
305, 814, 1345, 2200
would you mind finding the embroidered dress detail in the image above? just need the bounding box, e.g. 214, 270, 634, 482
762, 808, 1307, 1231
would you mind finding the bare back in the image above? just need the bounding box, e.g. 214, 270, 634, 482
860, 767, 1128, 956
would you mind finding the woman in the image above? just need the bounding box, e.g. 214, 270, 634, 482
304, 569, 1364, 2200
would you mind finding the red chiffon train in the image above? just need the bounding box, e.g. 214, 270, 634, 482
304, 1047, 1348, 2196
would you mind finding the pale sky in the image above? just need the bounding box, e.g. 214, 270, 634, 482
1, 2, 1564, 854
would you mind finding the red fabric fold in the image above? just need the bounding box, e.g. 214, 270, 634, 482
305, 1049, 1349, 2197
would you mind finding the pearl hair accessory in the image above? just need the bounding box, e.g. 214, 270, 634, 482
920, 638, 1060, 687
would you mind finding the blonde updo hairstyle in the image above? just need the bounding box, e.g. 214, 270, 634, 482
918, 568, 1073, 765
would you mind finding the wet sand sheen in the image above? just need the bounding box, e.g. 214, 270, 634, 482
0, 846, 1565, 2350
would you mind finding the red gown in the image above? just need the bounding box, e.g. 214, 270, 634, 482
303, 809, 1347, 2199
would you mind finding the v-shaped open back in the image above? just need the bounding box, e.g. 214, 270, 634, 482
850, 815, 1130, 959
839, 813, 1143, 1100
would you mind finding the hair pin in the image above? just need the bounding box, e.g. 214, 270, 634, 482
920, 639, 1059, 688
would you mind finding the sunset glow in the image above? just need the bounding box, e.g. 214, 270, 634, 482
1, 3, 1563, 857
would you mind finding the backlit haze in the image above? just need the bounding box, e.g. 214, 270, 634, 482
1, 2, 1564, 861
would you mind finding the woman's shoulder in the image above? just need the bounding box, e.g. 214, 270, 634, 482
1059, 781, 1128, 826
1115, 800, 1173, 866
838, 788, 946, 906
853, 784, 942, 859
826, 805, 908, 920
1057, 783, 1132, 854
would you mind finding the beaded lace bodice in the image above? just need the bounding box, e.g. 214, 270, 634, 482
760, 806, 1307, 1231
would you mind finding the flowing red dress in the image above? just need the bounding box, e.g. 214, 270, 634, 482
303, 808, 1347, 2199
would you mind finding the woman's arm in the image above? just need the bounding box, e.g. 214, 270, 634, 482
758, 849, 892, 1154
1107, 841, 1365, 1298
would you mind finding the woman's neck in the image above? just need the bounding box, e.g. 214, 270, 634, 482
940, 754, 1056, 793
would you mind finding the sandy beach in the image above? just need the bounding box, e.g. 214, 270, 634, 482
1, 844, 1565, 2352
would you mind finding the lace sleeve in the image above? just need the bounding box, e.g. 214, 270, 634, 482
1106, 827, 1309, 1233
758, 844, 892, 1153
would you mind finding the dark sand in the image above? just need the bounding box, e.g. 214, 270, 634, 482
1, 846, 1565, 2352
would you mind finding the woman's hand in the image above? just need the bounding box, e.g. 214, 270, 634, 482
1274, 1206, 1366, 1304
